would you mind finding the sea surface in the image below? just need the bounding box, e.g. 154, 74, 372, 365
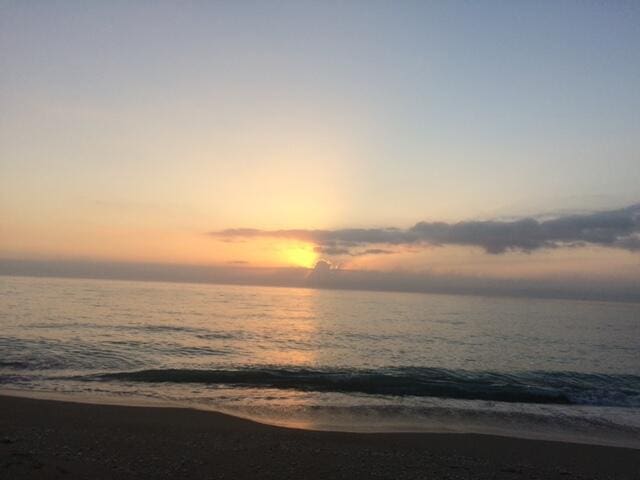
1, 275, 639, 447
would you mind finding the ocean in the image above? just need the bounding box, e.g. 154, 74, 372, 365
1, 275, 639, 448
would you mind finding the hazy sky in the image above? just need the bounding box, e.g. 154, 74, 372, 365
1, 1, 639, 296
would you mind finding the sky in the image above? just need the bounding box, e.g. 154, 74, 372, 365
1, 1, 639, 300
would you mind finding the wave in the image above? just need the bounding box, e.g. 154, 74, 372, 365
90, 367, 640, 407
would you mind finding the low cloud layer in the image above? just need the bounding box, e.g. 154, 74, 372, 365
2, 258, 639, 303
210, 204, 640, 255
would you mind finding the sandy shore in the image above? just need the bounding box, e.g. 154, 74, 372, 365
1, 395, 638, 479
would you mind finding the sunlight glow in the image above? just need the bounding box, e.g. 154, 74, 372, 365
282, 243, 319, 269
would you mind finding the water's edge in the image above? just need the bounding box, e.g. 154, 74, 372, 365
2, 388, 639, 450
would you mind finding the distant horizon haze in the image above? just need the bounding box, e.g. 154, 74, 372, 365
2, 254, 639, 304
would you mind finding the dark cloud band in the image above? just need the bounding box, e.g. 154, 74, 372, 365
210, 204, 640, 256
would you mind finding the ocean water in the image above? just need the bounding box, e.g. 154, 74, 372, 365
1, 275, 639, 447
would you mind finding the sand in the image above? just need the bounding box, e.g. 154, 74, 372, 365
1, 394, 638, 479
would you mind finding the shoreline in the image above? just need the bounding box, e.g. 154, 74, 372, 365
4, 386, 640, 449
5, 388, 640, 451
2, 394, 639, 479
3, 387, 639, 450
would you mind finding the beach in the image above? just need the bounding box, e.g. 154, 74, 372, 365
4, 1, 640, 478
1, 395, 639, 479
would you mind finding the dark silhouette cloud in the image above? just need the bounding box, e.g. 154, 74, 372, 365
210, 204, 640, 255
314, 245, 396, 256
2, 258, 639, 303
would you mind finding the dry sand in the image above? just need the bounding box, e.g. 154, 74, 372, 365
1, 395, 638, 479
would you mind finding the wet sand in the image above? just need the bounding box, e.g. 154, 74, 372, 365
1, 395, 638, 479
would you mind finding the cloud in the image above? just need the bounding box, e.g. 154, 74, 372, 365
4, 258, 638, 303
209, 204, 640, 256
314, 245, 396, 256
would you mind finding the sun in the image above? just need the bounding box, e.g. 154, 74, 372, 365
282, 243, 319, 268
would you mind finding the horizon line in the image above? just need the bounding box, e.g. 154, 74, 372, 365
2, 258, 639, 305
